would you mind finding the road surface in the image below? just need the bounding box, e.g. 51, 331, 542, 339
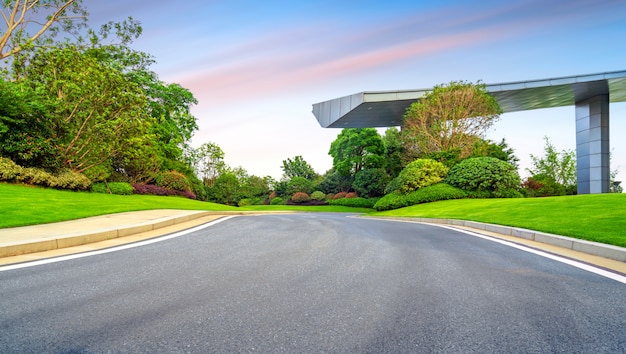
1, 213, 624, 353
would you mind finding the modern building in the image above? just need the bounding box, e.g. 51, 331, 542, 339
312, 70, 626, 194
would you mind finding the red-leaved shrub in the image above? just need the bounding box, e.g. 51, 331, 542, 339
345, 192, 358, 198
333, 192, 347, 199
291, 192, 311, 203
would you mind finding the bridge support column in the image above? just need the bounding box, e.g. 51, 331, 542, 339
575, 95, 610, 194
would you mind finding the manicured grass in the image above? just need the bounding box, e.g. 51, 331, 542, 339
0, 183, 371, 228
372, 194, 626, 248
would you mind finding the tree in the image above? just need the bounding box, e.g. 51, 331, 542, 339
192, 142, 225, 187
0, 0, 88, 61
353, 168, 388, 198
470, 138, 519, 168
445, 157, 521, 198
328, 128, 384, 177
382, 127, 404, 178
402, 81, 502, 160
22, 45, 149, 173
281, 155, 317, 180
528, 136, 576, 191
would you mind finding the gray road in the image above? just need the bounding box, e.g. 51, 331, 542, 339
1, 213, 625, 353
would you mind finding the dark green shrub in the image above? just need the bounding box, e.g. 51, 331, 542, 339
353, 168, 388, 197
444, 157, 520, 197
91, 182, 133, 195
291, 192, 311, 203
287, 176, 313, 195
270, 197, 284, 205
328, 197, 377, 208
156, 170, 191, 192
397, 158, 449, 193
311, 191, 326, 201
238, 198, 252, 207
384, 177, 401, 194
373, 193, 409, 211
405, 183, 467, 205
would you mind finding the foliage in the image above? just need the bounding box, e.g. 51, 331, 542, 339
287, 176, 313, 195
345, 192, 358, 198
207, 172, 239, 205
53, 169, 91, 190
281, 155, 318, 180
0, 157, 23, 180
290, 192, 311, 203
471, 138, 519, 168
329, 128, 384, 177
190, 141, 225, 187
310, 191, 326, 201
328, 197, 376, 208
316, 169, 354, 194
91, 182, 134, 195
396, 158, 449, 194
0, 157, 89, 190
528, 136, 576, 191
353, 168, 388, 198
444, 157, 521, 198
155, 170, 191, 192
132, 183, 195, 200
402, 81, 501, 160
333, 191, 347, 199
521, 174, 566, 197
382, 127, 405, 177
270, 197, 284, 205
238, 198, 252, 207
373, 183, 466, 211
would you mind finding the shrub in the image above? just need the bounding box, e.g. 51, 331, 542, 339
397, 158, 449, 193
405, 183, 467, 205
287, 176, 314, 195
291, 192, 311, 203
156, 170, 191, 192
270, 197, 284, 205
91, 182, 134, 195
522, 175, 566, 197
238, 198, 252, 207
373, 193, 409, 211
0, 157, 23, 181
328, 197, 377, 208
19, 167, 54, 186
444, 157, 520, 197
54, 169, 92, 190
345, 192, 358, 198
353, 168, 388, 198
311, 191, 326, 201
326, 193, 335, 200
384, 176, 401, 194
132, 183, 195, 199
333, 191, 347, 199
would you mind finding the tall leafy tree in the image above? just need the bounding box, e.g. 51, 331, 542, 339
192, 141, 226, 187
402, 81, 501, 161
281, 155, 317, 180
528, 136, 576, 188
382, 127, 404, 178
328, 128, 384, 177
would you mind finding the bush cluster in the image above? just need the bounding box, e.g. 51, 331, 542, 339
333, 192, 347, 199
397, 158, 449, 193
345, 192, 358, 198
270, 197, 284, 205
155, 170, 191, 192
373, 183, 466, 211
444, 157, 521, 198
132, 183, 196, 199
0, 157, 90, 190
310, 191, 326, 201
91, 182, 134, 195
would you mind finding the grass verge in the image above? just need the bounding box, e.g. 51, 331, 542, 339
372, 194, 626, 248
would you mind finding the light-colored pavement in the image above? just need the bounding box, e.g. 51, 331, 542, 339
0, 210, 624, 275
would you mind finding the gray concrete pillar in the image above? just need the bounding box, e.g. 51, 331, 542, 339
575, 95, 610, 194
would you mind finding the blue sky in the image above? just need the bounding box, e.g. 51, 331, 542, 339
85, 0, 626, 182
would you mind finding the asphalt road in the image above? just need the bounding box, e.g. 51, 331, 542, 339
1, 213, 624, 353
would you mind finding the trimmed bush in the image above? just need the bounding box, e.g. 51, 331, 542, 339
345, 192, 358, 198
132, 183, 195, 199
270, 197, 284, 205
287, 176, 314, 195
55, 169, 91, 190
311, 191, 326, 201
333, 191, 347, 199
397, 158, 449, 193
156, 170, 191, 192
19, 167, 54, 186
328, 197, 377, 208
0, 157, 23, 181
291, 192, 311, 203
444, 157, 521, 198
91, 182, 134, 195
373, 193, 409, 211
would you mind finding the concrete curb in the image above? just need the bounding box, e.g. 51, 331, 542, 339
0, 211, 216, 258
366, 217, 626, 263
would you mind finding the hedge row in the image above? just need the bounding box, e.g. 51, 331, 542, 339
0, 157, 91, 190
373, 183, 467, 211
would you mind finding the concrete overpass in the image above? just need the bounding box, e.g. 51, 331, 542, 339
312, 70, 626, 194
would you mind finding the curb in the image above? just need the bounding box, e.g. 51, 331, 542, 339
0, 211, 216, 258
366, 217, 626, 263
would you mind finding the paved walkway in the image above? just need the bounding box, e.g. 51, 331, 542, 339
1, 210, 624, 276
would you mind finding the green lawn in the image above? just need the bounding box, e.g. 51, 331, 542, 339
372, 194, 626, 248
2, 183, 625, 248
0, 183, 370, 228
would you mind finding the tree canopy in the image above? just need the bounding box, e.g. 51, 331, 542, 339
329, 128, 384, 177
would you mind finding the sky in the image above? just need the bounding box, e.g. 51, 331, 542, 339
84, 0, 626, 182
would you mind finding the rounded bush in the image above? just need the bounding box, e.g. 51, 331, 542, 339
311, 191, 326, 201
92, 182, 134, 195
270, 197, 284, 205
54, 169, 91, 190
0, 157, 23, 181
328, 197, 377, 208
345, 192, 358, 198
156, 170, 191, 192
287, 176, 313, 195
397, 159, 449, 194
291, 192, 311, 203
373, 193, 409, 211
333, 191, 347, 199
444, 157, 520, 197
